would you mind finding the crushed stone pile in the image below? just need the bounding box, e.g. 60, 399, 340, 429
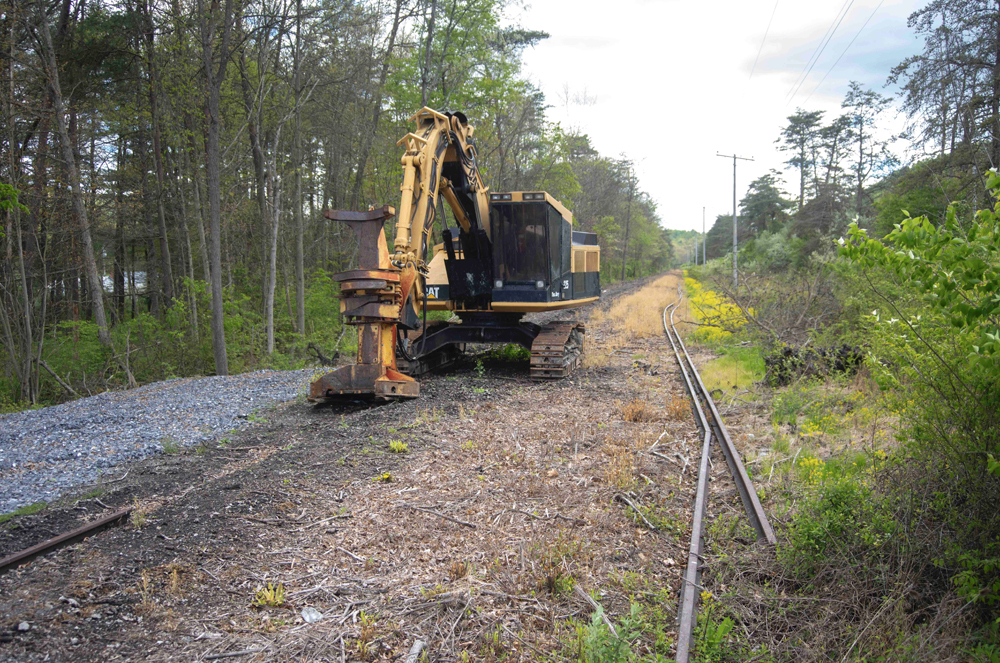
0, 369, 313, 512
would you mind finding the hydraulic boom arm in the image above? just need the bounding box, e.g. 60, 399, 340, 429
308, 108, 491, 401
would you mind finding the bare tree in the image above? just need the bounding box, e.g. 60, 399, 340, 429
196, 0, 236, 375
36, 0, 112, 348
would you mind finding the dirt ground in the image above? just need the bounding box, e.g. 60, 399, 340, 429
0, 273, 759, 663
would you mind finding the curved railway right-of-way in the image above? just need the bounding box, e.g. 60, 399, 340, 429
663, 291, 776, 663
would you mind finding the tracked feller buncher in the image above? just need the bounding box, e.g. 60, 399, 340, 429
308, 108, 601, 402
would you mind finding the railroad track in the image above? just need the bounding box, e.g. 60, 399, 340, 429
0, 507, 132, 576
663, 294, 775, 663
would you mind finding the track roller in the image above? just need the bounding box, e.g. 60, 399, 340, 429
530, 321, 585, 379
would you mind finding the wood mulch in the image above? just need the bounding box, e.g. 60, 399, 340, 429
0, 275, 726, 662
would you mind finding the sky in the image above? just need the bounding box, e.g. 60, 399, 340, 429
512, 0, 927, 232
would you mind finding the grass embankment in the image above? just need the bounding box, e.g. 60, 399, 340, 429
0, 501, 46, 525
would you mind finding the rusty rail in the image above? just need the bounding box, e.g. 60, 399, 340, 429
664, 294, 775, 663
0, 507, 131, 575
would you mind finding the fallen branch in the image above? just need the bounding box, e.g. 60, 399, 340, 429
37, 358, 80, 399
649, 430, 668, 452
336, 546, 365, 562
493, 508, 585, 526
649, 450, 680, 465
573, 584, 618, 638
403, 639, 426, 663
204, 649, 265, 660
291, 513, 353, 532
614, 493, 657, 531
405, 505, 477, 528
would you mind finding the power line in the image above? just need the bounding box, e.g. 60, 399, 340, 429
749, 0, 780, 80
785, 0, 855, 103
803, 0, 886, 104
784, 0, 851, 100
788, 0, 856, 103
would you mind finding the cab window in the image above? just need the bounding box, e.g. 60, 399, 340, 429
490, 203, 549, 283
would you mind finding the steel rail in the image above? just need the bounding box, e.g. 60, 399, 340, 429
664, 293, 776, 663
668, 299, 776, 545
662, 302, 712, 663
0, 507, 132, 576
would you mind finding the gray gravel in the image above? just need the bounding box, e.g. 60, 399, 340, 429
0, 369, 314, 513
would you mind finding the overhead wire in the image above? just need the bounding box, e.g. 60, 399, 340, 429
749, 0, 780, 80
802, 0, 886, 104
785, 0, 856, 104
783, 0, 851, 100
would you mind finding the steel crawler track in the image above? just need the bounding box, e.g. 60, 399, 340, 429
663, 294, 775, 663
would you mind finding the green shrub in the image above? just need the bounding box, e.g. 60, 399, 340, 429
781, 475, 896, 572
574, 605, 642, 663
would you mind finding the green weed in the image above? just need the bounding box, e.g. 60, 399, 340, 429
574, 604, 642, 663
161, 436, 180, 455
0, 501, 46, 525
253, 582, 285, 607
694, 592, 733, 663
486, 344, 531, 362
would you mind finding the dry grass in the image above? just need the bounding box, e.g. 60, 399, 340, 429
620, 398, 660, 423
216, 380, 695, 661
589, 274, 680, 353
663, 394, 689, 420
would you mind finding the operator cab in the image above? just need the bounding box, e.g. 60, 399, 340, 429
489, 192, 569, 303
424, 191, 600, 310
488, 192, 600, 304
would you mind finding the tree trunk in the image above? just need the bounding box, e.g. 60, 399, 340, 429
420, 0, 438, 107
198, 0, 234, 376
992, 0, 1000, 168
238, 43, 270, 308
293, 0, 305, 338
183, 126, 211, 283
350, 0, 404, 210
37, 0, 112, 347
114, 136, 126, 320
172, 152, 199, 339
266, 162, 280, 355
141, 0, 174, 306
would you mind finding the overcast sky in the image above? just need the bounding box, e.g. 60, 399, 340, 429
513, 0, 927, 232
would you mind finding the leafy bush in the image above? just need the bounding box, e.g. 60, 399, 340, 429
684, 277, 752, 344
574, 605, 642, 663
781, 475, 896, 572
832, 170, 1000, 649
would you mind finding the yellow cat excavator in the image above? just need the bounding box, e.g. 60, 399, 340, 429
308, 108, 601, 401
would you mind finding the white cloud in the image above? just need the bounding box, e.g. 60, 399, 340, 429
515, 0, 925, 231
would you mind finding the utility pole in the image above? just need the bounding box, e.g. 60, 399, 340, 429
693, 234, 698, 265
702, 207, 706, 264
716, 152, 754, 288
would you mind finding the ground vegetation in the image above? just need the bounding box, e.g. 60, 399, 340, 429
675, 0, 1000, 655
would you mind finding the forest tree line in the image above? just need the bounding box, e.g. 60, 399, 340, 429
0, 0, 674, 407
696, 0, 1000, 271
684, 4, 1000, 655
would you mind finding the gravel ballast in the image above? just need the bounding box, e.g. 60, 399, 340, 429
0, 369, 313, 513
